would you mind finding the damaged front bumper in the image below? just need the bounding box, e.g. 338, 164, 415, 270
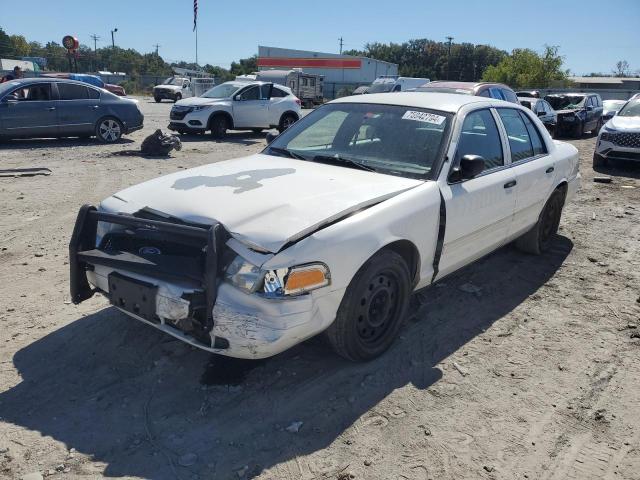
69, 205, 340, 359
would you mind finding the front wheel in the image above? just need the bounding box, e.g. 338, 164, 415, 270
209, 115, 228, 139
278, 113, 297, 133
573, 121, 584, 139
95, 117, 123, 143
173, 93, 182, 103
515, 188, 565, 255
154, 96, 161, 103
325, 250, 411, 362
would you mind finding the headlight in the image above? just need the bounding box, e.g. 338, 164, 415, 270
603, 124, 617, 133
193, 105, 212, 111
225, 256, 330, 297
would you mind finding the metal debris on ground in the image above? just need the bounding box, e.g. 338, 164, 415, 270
593, 176, 612, 184
0, 167, 51, 178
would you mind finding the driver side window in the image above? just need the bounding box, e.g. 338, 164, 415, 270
455, 109, 504, 171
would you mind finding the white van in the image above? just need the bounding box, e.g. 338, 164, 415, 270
368, 76, 430, 93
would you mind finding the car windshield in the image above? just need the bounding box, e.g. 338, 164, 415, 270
368, 83, 394, 93
201, 83, 242, 99
162, 77, 182, 85
617, 99, 640, 117
603, 100, 626, 111
264, 103, 452, 179
545, 95, 586, 110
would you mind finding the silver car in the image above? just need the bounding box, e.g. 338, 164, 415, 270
0, 78, 143, 142
594, 98, 640, 167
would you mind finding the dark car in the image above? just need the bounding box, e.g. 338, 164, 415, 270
544, 93, 603, 138
516, 90, 540, 98
0, 78, 143, 142
414, 81, 520, 104
518, 97, 557, 137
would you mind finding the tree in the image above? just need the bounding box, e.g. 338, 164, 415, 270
229, 55, 258, 76
0, 27, 12, 57
345, 39, 506, 81
482, 45, 569, 88
613, 60, 630, 77
9, 35, 30, 56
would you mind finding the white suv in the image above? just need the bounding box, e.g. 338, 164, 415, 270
168, 81, 302, 138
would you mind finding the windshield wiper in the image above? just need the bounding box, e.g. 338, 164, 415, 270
312, 154, 376, 172
268, 147, 307, 160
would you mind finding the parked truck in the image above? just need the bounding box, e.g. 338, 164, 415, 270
255, 69, 323, 107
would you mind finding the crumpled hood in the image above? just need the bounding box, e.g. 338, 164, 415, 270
607, 115, 640, 132
101, 154, 424, 252
174, 97, 230, 107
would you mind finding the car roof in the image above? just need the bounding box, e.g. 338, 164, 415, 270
518, 96, 541, 103
2, 77, 97, 87
424, 81, 508, 89
546, 92, 589, 97
223, 80, 275, 88
330, 91, 515, 113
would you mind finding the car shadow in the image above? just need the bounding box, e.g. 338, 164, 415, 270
177, 131, 269, 147
593, 160, 640, 180
0, 237, 572, 479
2, 137, 135, 149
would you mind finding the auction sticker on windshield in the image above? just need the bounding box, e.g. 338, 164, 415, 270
402, 111, 446, 125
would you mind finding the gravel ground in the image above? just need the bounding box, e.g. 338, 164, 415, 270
0, 97, 639, 480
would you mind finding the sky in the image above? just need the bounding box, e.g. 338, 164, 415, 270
2, 0, 639, 75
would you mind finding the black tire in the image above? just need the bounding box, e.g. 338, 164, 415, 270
515, 188, 565, 255
252, 128, 263, 134
209, 115, 228, 139
278, 113, 298, 133
173, 93, 182, 103
593, 152, 608, 168
573, 121, 584, 139
154, 97, 161, 103
95, 117, 123, 143
591, 119, 602, 136
325, 250, 411, 362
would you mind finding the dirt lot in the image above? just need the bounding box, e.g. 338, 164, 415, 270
1, 97, 639, 480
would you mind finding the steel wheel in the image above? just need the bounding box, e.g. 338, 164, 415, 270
355, 272, 401, 348
325, 250, 411, 361
96, 118, 122, 143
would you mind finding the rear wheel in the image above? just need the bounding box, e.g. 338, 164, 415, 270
325, 250, 411, 362
95, 117, 123, 143
516, 188, 565, 255
278, 113, 297, 133
209, 115, 228, 139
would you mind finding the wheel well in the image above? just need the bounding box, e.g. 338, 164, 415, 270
208, 111, 234, 130
280, 111, 299, 125
381, 240, 420, 286
555, 181, 568, 202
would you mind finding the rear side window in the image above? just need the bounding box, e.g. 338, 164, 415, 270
59, 83, 90, 100
497, 108, 538, 161
455, 109, 504, 170
501, 88, 519, 104
88, 88, 100, 99
519, 111, 547, 156
489, 88, 506, 100
270, 87, 288, 98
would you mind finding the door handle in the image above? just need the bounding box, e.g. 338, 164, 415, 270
545, 166, 554, 173
89, 105, 99, 109
504, 180, 517, 189
47, 107, 56, 111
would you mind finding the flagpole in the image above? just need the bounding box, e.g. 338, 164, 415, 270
195, 23, 198, 66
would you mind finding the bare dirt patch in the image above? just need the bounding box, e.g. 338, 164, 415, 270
1, 100, 639, 480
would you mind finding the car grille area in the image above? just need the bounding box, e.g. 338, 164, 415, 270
170, 106, 193, 120
601, 132, 640, 148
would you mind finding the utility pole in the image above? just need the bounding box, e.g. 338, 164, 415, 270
446, 36, 454, 80
153, 44, 161, 56
90, 34, 100, 72
339, 37, 344, 55
111, 28, 118, 48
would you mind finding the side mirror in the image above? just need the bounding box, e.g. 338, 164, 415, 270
451, 154, 485, 182
266, 132, 278, 144
234, 94, 242, 101
586, 105, 593, 111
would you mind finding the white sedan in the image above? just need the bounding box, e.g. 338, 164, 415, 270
168, 81, 302, 138
70, 92, 580, 361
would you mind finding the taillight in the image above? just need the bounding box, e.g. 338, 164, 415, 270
295, 99, 301, 106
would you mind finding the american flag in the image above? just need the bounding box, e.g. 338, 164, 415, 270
193, 0, 198, 31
